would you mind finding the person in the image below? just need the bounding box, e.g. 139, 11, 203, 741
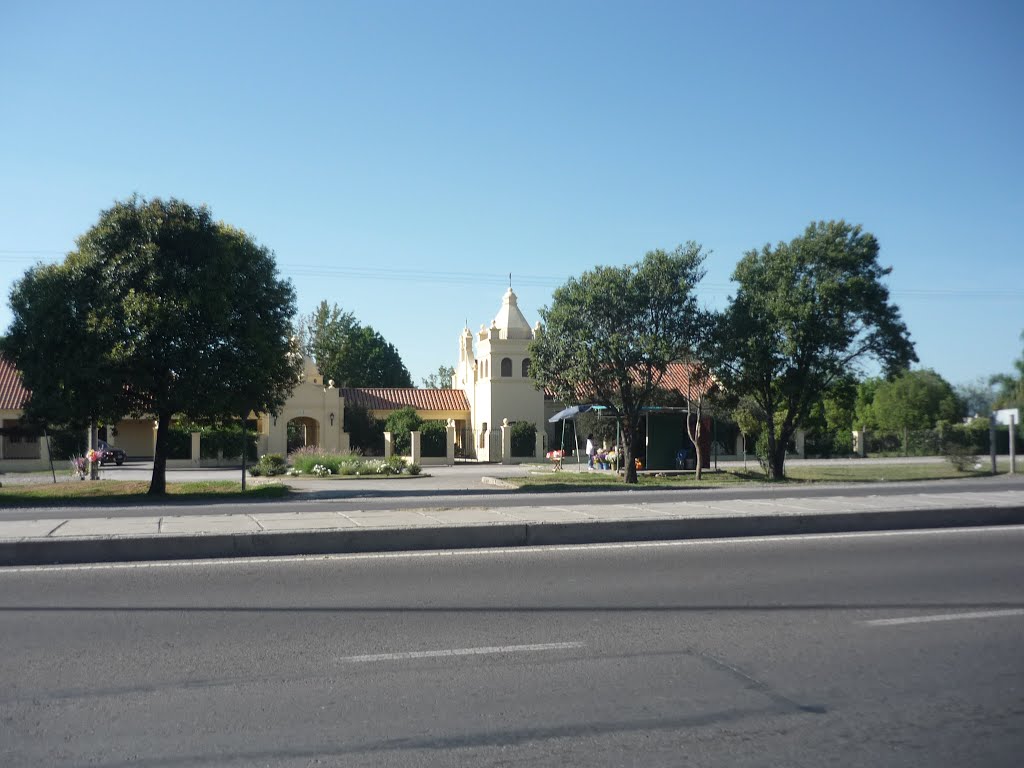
585, 434, 595, 470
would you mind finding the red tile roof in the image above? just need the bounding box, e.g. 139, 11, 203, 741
341, 388, 471, 412
543, 361, 714, 402
0, 355, 30, 410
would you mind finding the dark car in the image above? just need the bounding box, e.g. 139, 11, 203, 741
97, 440, 126, 466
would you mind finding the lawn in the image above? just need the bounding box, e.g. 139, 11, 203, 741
0, 480, 290, 506
509, 460, 1009, 491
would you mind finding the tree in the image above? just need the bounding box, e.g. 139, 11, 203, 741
684, 363, 717, 481
4, 196, 300, 495
421, 365, 455, 389
298, 301, 412, 387
955, 377, 996, 419
529, 244, 709, 484
990, 330, 1024, 411
870, 369, 962, 432
712, 220, 916, 479
385, 405, 422, 455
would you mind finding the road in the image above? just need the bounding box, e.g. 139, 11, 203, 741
1, 526, 1022, 766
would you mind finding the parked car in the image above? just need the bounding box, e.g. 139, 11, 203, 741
97, 440, 126, 466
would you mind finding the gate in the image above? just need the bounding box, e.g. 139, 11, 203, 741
454, 427, 476, 464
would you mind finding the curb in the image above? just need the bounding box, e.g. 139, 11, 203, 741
1, 505, 1023, 567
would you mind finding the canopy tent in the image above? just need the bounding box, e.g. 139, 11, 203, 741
548, 404, 617, 468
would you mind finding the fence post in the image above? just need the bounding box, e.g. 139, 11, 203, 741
446, 420, 456, 465
989, 414, 997, 475
500, 419, 512, 465
1010, 414, 1017, 475
410, 430, 421, 465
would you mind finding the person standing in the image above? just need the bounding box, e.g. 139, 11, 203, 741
585, 434, 595, 470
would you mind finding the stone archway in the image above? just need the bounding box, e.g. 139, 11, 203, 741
287, 416, 320, 453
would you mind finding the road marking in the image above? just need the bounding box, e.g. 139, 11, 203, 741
339, 641, 584, 663
1, 525, 1022, 574
863, 609, 1024, 626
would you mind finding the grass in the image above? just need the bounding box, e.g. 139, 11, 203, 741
510, 460, 1015, 491
0, 480, 290, 506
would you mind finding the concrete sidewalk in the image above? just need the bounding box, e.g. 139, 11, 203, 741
2, 487, 1023, 567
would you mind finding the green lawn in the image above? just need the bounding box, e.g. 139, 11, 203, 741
510, 460, 1011, 491
0, 480, 290, 506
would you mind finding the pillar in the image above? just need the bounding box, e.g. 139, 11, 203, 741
410, 430, 421, 464
795, 429, 806, 458
534, 430, 544, 460
191, 432, 201, 467
500, 419, 512, 465
383, 431, 393, 459
446, 420, 456, 465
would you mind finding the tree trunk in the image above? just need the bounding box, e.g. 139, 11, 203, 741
148, 411, 171, 495
89, 420, 99, 480
686, 413, 703, 481
770, 441, 787, 480
622, 418, 641, 484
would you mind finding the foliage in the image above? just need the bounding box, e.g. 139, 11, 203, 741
529, 243, 709, 483
421, 365, 455, 389
990, 330, 1024, 411
299, 300, 412, 387
711, 220, 916, 480
343, 403, 385, 455
198, 423, 258, 461
385, 406, 422, 455
248, 453, 287, 477
4, 196, 301, 495
286, 448, 420, 477
868, 369, 962, 431
45, 428, 88, 461
955, 377, 996, 419
510, 421, 537, 457
420, 420, 447, 457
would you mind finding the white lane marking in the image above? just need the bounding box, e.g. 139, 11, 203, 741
340, 641, 584, 663
2, 524, 1022, 574
863, 609, 1024, 626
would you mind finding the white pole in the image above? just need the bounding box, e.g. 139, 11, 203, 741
1010, 414, 1017, 475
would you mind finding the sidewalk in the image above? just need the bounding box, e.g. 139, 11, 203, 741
2, 485, 1022, 567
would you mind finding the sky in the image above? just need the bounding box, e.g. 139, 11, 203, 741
1, 0, 1022, 391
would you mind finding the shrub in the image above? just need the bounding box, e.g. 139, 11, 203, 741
385, 406, 422, 455
511, 421, 537, 457
420, 420, 447, 457
250, 453, 287, 477
344, 404, 385, 455
407, 463, 422, 475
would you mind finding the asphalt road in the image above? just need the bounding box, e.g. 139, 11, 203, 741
3, 472, 1024, 521
2, 526, 1022, 766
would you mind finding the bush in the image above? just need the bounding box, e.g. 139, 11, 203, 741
199, 423, 258, 460
46, 429, 87, 461
385, 406, 423, 456
344, 404, 385, 455
250, 453, 287, 477
166, 427, 193, 459
511, 421, 537, 457
420, 420, 447, 457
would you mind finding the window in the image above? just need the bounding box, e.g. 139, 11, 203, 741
500, 357, 512, 377
522, 358, 530, 378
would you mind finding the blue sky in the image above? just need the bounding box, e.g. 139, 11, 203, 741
2, 0, 1021, 390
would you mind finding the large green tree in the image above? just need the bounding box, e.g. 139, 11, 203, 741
529, 244, 709, 484
712, 220, 916, 479
299, 301, 412, 388
990, 330, 1024, 411
868, 369, 962, 431
4, 196, 300, 494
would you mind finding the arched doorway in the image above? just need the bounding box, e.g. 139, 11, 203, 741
287, 416, 320, 453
